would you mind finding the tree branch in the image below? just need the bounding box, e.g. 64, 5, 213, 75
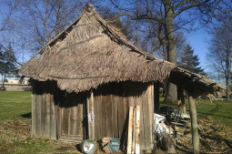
174, 0, 210, 18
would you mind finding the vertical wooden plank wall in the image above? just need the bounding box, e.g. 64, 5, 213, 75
50, 81, 57, 139
91, 81, 154, 151
31, 80, 58, 139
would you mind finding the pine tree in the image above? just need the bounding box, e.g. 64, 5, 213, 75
178, 44, 204, 74
0, 43, 18, 85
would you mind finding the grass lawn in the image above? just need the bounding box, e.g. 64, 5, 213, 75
0, 91, 31, 124
160, 98, 232, 128
160, 97, 232, 128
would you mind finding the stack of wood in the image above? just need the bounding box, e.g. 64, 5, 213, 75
127, 106, 140, 154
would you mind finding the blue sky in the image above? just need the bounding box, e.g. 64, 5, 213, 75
186, 30, 210, 71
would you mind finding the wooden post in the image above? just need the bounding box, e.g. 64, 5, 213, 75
31, 93, 36, 137
154, 82, 160, 113
135, 106, 140, 154
86, 90, 94, 140
178, 87, 186, 113
188, 92, 199, 154
132, 107, 136, 154
127, 107, 134, 154
147, 84, 154, 150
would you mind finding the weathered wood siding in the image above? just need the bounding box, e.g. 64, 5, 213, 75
59, 92, 86, 142
89, 81, 154, 151
31, 80, 58, 139
32, 80, 154, 150
32, 80, 87, 142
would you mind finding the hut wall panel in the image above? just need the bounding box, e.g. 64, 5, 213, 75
70, 106, 77, 135
32, 80, 58, 140
50, 92, 57, 139
35, 93, 42, 137
62, 108, 69, 135
101, 90, 108, 137
93, 90, 102, 140
142, 85, 151, 150
106, 88, 113, 137
42, 93, 50, 138
139, 93, 146, 150
112, 83, 119, 138
92, 81, 154, 151
60, 92, 85, 142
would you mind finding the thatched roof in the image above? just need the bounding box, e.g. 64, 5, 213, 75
20, 4, 224, 95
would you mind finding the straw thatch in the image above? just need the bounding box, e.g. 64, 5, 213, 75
20, 5, 174, 93
20, 4, 224, 94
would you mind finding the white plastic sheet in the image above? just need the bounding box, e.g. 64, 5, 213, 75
154, 114, 173, 141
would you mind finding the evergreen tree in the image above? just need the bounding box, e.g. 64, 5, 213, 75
0, 43, 18, 85
178, 44, 204, 74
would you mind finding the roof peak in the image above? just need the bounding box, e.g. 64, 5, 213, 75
84, 4, 94, 12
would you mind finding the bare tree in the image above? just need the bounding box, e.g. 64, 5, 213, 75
17, 0, 87, 54
0, 0, 22, 33
207, 14, 232, 101
95, 0, 221, 103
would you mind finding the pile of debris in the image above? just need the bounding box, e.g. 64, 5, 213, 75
155, 107, 232, 153
154, 107, 191, 153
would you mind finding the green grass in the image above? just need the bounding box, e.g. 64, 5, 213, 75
0, 91, 32, 124
0, 91, 81, 154
160, 97, 232, 128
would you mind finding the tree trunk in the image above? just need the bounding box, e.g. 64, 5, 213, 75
3, 73, 5, 87
178, 87, 186, 113
188, 93, 199, 153
163, 0, 178, 103
164, 82, 177, 103
226, 75, 230, 101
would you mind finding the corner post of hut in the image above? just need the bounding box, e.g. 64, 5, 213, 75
187, 88, 199, 154
86, 90, 95, 140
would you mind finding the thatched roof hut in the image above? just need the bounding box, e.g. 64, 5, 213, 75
20, 5, 223, 96
19, 4, 224, 152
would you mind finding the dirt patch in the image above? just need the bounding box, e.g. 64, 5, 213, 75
173, 117, 232, 154
0, 120, 30, 144
1, 118, 232, 153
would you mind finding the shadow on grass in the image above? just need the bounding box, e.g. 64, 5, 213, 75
197, 101, 232, 120
196, 112, 232, 119
20, 112, 31, 119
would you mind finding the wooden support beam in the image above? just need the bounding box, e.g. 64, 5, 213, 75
135, 106, 140, 154
87, 90, 95, 140
127, 107, 134, 154
132, 107, 136, 154
188, 92, 199, 154
178, 87, 186, 113
154, 82, 160, 113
